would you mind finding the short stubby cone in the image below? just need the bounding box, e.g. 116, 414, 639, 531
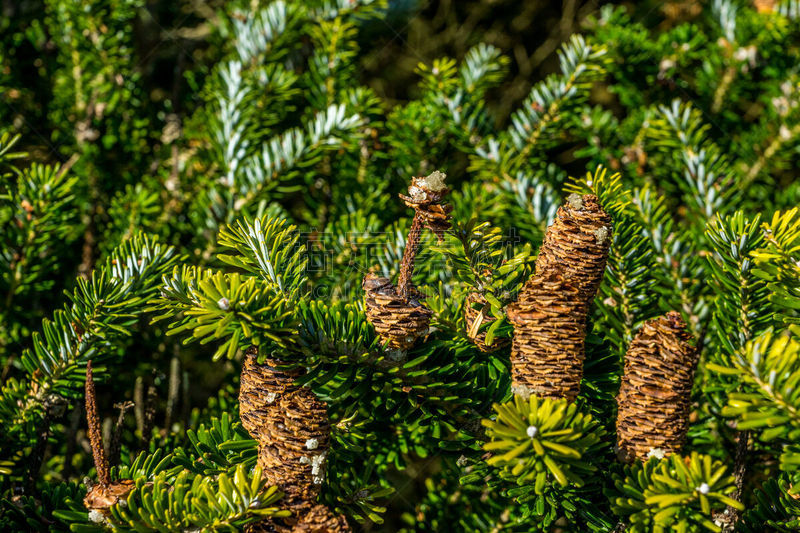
363, 274, 432, 351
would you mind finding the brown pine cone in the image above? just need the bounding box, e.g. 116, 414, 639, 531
239, 351, 348, 532
464, 292, 509, 353
616, 312, 698, 462
257, 387, 331, 514
363, 274, 432, 351
506, 271, 587, 402
240, 348, 304, 439
534, 193, 612, 310
398, 171, 453, 239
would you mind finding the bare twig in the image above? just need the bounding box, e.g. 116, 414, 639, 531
134, 376, 144, 436
723, 430, 749, 531
85, 361, 109, 486
164, 354, 181, 430
397, 213, 424, 299
142, 383, 157, 444
109, 401, 134, 468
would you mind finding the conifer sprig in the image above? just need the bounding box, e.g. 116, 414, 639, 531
0, 234, 177, 479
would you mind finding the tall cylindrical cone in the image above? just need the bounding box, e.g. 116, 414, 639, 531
465, 292, 509, 353
534, 193, 612, 310
239, 350, 349, 532
616, 312, 698, 462
506, 271, 587, 402
363, 274, 432, 351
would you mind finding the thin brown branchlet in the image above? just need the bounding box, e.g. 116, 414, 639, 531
83, 361, 135, 520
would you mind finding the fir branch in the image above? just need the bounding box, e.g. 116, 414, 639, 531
508, 35, 608, 161
0, 233, 178, 475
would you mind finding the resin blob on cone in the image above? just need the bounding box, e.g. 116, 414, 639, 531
507, 271, 586, 401
397, 170, 453, 240
616, 312, 698, 462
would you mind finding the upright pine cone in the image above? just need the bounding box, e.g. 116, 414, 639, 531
506, 271, 586, 402
464, 292, 509, 353
239, 349, 349, 532
239, 350, 304, 439
534, 193, 612, 310
616, 312, 698, 462
363, 274, 432, 351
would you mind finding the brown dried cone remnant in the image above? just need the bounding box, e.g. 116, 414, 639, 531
363, 274, 432, 351
534, 193, 612, 311
83, 361, 135, 516
397, 170, 453, 244
507, 271, 587, 402
239, 349, 349, 533
362, 171, 451, 351
465, 292, 509, 353
395, 170, 452, 298
616, 312, 699, 462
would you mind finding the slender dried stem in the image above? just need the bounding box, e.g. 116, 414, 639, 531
142, 384, 157, 444
397, 211, 424, 299
85, 361, 110, 486
109, 401, 134, 468
725, 431, 749, 530
134, 376, 144, 436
